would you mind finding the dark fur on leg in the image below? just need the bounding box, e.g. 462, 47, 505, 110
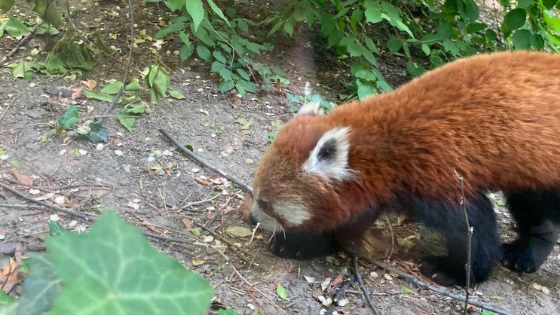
502, 189, 560, 273
395, 193, 502, 286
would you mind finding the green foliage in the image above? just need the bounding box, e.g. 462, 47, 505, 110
1, 211, 215, 315
153, 0, 289, 96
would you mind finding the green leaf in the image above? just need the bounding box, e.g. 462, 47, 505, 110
481, 310, 497, 315
17, 254, 63, 315
57, 106, 79, 129
9, 160, 19, 168
276, 284, 287, 299
466, 22, 487, 34
100, 81, 123, 95
421, 44, 430, 56
46, 211, 214, 315
186, 0, 204, 31
219, 68, 233, 81
213, 50, 227, 63
118, 110, 136, 132
236, 68, 250, 81
347, 41, 363, 57
365, 7, 382, 23
197, 45, 212, 63
82, 90, 113, 102
207, 0, 230, 26
381, 2, 400, 19
219, 79, 235, 93
490, 295, 504, 300
400, 285, 415, 294
4, 17, 29, 37
236, 79, 256, 94
0, 149, 5, 156
485, 29, 497, 41
517, 0, 532, 8
543, 0, 558, 9
356, 79, 374, 99
504, 8, 526, 31
191, 227, 201, 236
0, 291, 14, 304
211, 61, 226, 72
86, 122, 108, 143
125, 79, 141, 91
512, 29, 531, 49
442, 39, 459, 56
144, 65, 170, 103
463, 0, 479, 22
169, 90, 186, 99
237, 20, 249, 33
0, 0, 15, 12
49, 220, 64, 237
386, 38, 402, 53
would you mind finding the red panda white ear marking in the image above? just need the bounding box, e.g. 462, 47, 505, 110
302, 127, 355, 182
296, 101, 325, 116
274, 202, 311, 226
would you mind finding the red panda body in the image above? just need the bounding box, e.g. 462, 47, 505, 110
248, 51, 560, 286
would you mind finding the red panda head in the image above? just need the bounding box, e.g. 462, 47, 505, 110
249, 102, 361, 233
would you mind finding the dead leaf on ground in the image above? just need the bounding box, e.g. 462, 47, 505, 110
225, 226, 253, 238
235, 117, 254, 130
12, 169, 33, 185
34, 192, 55, 201
82, 79, 97, 90
195, 177, 211, 186
182, 218, 192, 229
0, 258, 20, 294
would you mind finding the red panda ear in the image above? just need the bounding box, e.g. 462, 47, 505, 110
302, 127, 356, 182
296, 101, 325, 116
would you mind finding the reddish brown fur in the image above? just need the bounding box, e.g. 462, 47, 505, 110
252, 50, 560, 233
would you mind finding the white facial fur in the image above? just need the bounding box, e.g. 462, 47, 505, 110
274, 202, 311, 226
303, 127, 356, 182
250, 200, 283, 232
297, 101, 325, 116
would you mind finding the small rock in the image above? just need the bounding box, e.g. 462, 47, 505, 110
384, 273, 393, 281
203, 236, 214, 243
68, 220, 77, 228
148, 156, 155, 162
337, 298, 349, 307
304, 276, 315, 283
114, 150, 123, 156
29, 189, 40, 195
245, 158, 254, 165
59, 150, 67, 155
54, 196, 65, 205
78, 149, 88, 156
96, 143, 104, 151
542, 286, 550, 294
0, 243, 17, 255
49, 214, 60, 221
128, 201, 140, 210
192, 168, 200, 173
370, 272, 379, 278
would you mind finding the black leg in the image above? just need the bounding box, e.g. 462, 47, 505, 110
269, 230, 337, 260
397, 193, 502, 286
502, 189, 560, 273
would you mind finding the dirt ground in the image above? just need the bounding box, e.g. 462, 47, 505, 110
0, 1, 559, 315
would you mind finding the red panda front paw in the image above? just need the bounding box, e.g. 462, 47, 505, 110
419, 256, 467, 287
268, 231, 336, 260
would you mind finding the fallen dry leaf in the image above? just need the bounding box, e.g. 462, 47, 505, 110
34, 192, 55, 201
182, 218, 192, 229
195, 177, 211, 186
225, 226, 253, 238
82, 79, 97, 90
0, 258, 20, 294
191, 256, 205, 266
12, 169, 33, 185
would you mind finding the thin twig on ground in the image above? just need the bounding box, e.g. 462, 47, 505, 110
454, 169, 474, 315
159, 129, 253, 192
347, 248, 512, 315
206, 196, 233, 226
325, 278, 356, 315
183, 193, 221, 209
0, 181, 97, 221
0, 181, 196, 245
0, 92, 28, 124
94, 0, 134, 123
353, 256, 381, 315
230, 264, 285, 313
0, 25, 38, 65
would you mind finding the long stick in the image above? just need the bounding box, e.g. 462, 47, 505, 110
159, 129, 253, 192
347, 248, 512, 315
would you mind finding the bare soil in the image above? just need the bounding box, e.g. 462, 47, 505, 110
0, 1, 558, 315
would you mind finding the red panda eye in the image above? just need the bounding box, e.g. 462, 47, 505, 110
257, 199, 269, 210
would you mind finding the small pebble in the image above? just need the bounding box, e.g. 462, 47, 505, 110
114, 150, 123, 156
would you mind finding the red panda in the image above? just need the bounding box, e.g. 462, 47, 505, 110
247, 50, 560, 286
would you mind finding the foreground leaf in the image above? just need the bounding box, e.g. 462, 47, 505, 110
276, 284, 287, 299
17, 254, 63, 315
46, 211, 214, 315
225, 226, 253, 238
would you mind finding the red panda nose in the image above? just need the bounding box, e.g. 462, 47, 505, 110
248, 213, 258, 226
